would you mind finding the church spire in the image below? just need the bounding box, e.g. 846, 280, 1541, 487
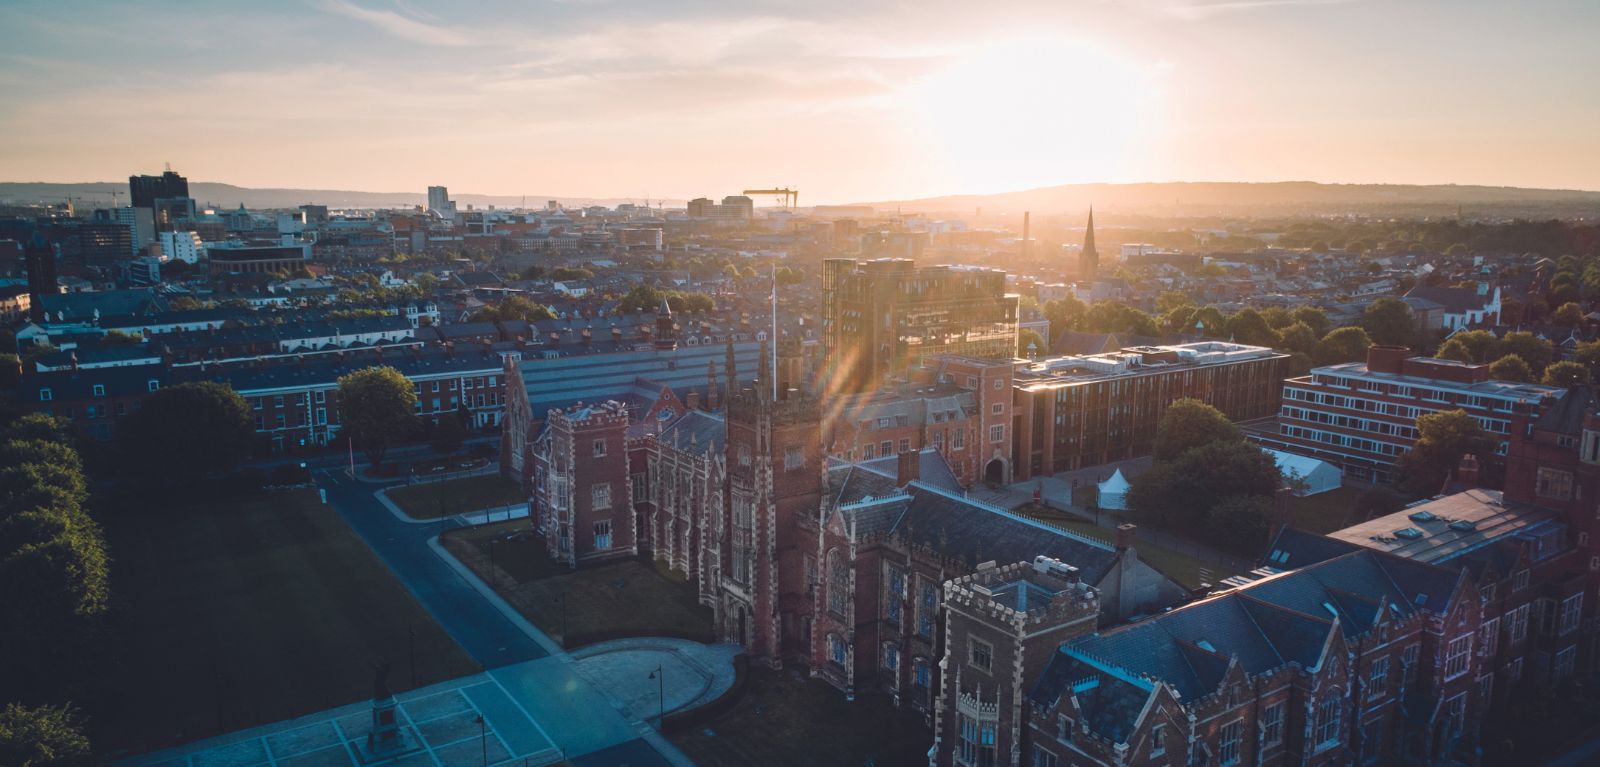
1084, 206, 1097, 257
1079, 206, 1099, 281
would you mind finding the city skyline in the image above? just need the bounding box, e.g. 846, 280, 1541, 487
3, 0, 1599, 203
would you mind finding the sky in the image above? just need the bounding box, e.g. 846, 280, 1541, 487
1, 0, 1597, 204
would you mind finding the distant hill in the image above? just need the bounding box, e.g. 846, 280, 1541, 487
5, 179, 1598, 218
856, 181, 1600, 218
0, 181, 680, 211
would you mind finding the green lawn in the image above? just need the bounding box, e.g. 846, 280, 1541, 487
441, 521, 714, 644
94, 490, 478, 756
670, 666, 932, 767
1284, 485, 1371, 533
1012, 504, 1220, 589
385, 474, 526, 519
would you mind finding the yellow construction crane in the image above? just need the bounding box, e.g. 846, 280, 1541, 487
743, 188, 798, 208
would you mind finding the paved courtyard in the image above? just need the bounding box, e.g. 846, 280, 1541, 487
569, 638, 742, 723
117, 670, 562, 767
120, 638, 742, 767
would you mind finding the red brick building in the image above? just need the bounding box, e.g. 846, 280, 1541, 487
530, 400, 637, 567
1013, 341, 1287, 480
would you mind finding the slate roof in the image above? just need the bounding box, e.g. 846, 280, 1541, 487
1404, 286, 1494, 313
1262, 526, 1363, 570
853, 448, 964, 493
1532, 384, 1596, 435
659, 409, 727, 453
38, 289, 167, 322
1032, 548, 1463, 743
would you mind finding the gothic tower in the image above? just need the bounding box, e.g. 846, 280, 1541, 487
722, 339, 822, 663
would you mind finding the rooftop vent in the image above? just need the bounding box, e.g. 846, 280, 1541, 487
1394, 527, 1425, 540
1408, 510, 1439, 523
1448, 520, 1477, 532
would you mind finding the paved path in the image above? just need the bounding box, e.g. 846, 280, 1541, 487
317, 470, 548, 667
126, 469, 715, 767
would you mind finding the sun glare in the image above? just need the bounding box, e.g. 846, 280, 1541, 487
907, 37, 1162, 194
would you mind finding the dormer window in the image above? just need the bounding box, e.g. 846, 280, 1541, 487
148, 380, 160, 392
39, 388, 52, 401
92, 384, 105, 397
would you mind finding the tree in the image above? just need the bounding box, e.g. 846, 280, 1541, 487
430, 408, 468, 455
1488, 354, 1533, 383
0, 354, 23, 393
1276, 322, 1319, 357
0, 703, 91, 767
1128, 441, 1282, 551
1224, 308, 1277, 347
1153, 399, 1242, 461
98, 330, 141, 347
1043, 296, 1087, 337
1190, 306, 1226, 336
469, 295, 555, 323
1398, 409, 1498, 497
1290, 306, 1330, 338
1497, 331, 1554, 374
1435, 339, 1475, 364
1359, 298, 1417, 347
1017, 329, 1047, 358
1449, 330, 1499, 363
548, 267, 594, 281
1084, 302, 1158, 336
1207, 495, 1273, 557
1542, 361, 1591, 388
337, 366, 419, 466
1155, 291, 1193, 314
115, 382, 254, 486
1314, 326, 1373, 365
1552, 302, 1585, 327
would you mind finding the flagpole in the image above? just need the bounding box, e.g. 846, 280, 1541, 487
771, 264, 778, 400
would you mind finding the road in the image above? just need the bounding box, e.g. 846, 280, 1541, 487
315, 469, 680, 766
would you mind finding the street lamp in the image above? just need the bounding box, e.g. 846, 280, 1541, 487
647, 664, 664, 725
554, 592, 567, 646
475, 714, 487, 766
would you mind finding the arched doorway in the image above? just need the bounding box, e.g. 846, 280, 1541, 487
984, 458, 1005, 486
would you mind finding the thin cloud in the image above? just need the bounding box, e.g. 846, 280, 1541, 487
1161, 0, 1360, 20
316, 0, 469, 46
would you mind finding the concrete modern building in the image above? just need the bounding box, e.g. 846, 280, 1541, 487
1012, 341, 1289, 479
686, 195, 754, 221
821, 258, 1018, 394
159, 230, 206, 264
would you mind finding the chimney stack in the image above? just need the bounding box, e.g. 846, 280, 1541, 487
685, 389, 700, 410
1115, 523, 1136, 552
1457, 453, 1481, 488
897, 450, 920, 487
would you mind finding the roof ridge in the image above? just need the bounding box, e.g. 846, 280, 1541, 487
907, 481, 1116, 553
1230, 594, 1289, 667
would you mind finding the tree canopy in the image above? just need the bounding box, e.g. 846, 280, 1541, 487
468, 295, 556, 323
1358, 298, 1417, 347
1127, 440, 1283, 556
1542, 360, 1591, 388
1314, 326, 1373, 365
1152, 399, 1242, 461
337, 366, 420, 466
115, 382, 255, 487
1397, 409, 1498, 497
1487, 354, 1533, 383
0, 703, 91, 767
